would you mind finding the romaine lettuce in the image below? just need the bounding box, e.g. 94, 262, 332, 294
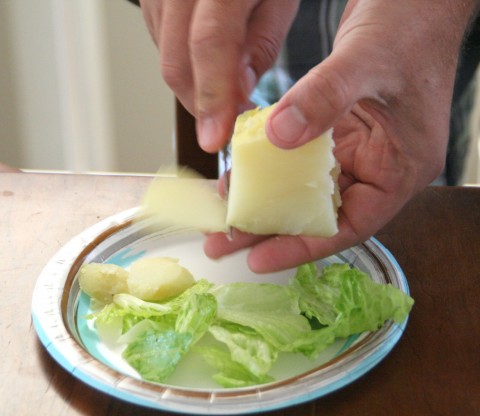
292, 263, 414, 338
213, 282, 312, 351
207, 324, 278, 377
87, 262, 414, 388
194, 346, 275, 388
122, 291, 217, 383
123, 329, 193, 383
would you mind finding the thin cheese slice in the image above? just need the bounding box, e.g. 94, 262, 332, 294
141, 167, 227, 232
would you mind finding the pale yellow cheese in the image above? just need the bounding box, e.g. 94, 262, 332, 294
141, 167, 227, 233
226, 105, 341, 237
127, 257, 195, 301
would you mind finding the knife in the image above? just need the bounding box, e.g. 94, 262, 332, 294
220, 142, 233, 239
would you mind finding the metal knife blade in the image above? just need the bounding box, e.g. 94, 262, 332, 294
220, 143, 233, 239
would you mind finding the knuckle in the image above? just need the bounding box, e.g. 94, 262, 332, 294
307, 66, 351, 114
249, 34, 282, 73
161, 61, 190, 91
189, 19, 241, 56
195, 85, 226, 118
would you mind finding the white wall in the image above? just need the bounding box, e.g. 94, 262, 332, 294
101, 0, 175, 173
1, 1, 65, 170
0, 1, 21, 168
0, 0, 175, 174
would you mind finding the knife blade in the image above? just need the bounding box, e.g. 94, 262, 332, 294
220, 142, 233, 239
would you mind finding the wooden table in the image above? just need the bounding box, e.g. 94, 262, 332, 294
1, 172, 479, 416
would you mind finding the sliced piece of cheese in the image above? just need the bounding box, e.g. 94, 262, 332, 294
226, 105, 341, 237
141, 167, 227, 233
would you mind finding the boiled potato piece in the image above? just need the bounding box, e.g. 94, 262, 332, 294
127, 257, 195, 301
226, 104, 341, 237
78, 263, 129, 303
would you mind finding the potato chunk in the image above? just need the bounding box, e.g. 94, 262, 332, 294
78, 263, 129, 303
127, 257, 195, 301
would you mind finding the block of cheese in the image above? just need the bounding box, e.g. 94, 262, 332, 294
226, 105, 341, 237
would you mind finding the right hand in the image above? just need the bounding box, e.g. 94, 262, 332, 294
139, 0, 300, 152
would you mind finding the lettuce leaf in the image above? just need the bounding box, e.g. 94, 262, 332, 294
175, 292, 217, 344
213, 282, 312, 351
123, 329, 193, 383
291, 263, 414, 346
121, 291, 217, 383
194, 346, 274, 388
207, 324, 278, 377
195, 281, 321, 387
117, 318, 172, 344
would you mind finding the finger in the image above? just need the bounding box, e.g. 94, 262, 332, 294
206, 167, 268, 258
190, 0, 260, 152
241, 0, 300, 100
265, 47, 369, 149
157, 0, 196, 114
245, 182, 412, 273
203, 229, 269, 259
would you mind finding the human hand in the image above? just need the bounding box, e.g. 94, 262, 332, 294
204, 0, 479, 272
139, 0, 300, 153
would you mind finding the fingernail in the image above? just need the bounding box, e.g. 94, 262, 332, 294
198, 117, 219, 152
241, 66, 257, 100
269, 105, 307, 144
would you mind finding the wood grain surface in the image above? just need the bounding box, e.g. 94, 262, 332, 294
1, 172, 478, 416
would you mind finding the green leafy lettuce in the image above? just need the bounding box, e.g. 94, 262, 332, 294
292, 263, 414, 337
288, 263, 414, 358
212, 282, 312, 351
122, 292, 217, 382
87, 263, 413, 387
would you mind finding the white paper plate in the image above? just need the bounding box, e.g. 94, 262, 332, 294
32, 208, 410, 414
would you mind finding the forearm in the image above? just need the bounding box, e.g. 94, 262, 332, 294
453, 0, 480, 38
421, 0, 480, 76
330, 1, 477, 153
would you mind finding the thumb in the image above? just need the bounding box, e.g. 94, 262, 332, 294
266, 55, 365, 149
